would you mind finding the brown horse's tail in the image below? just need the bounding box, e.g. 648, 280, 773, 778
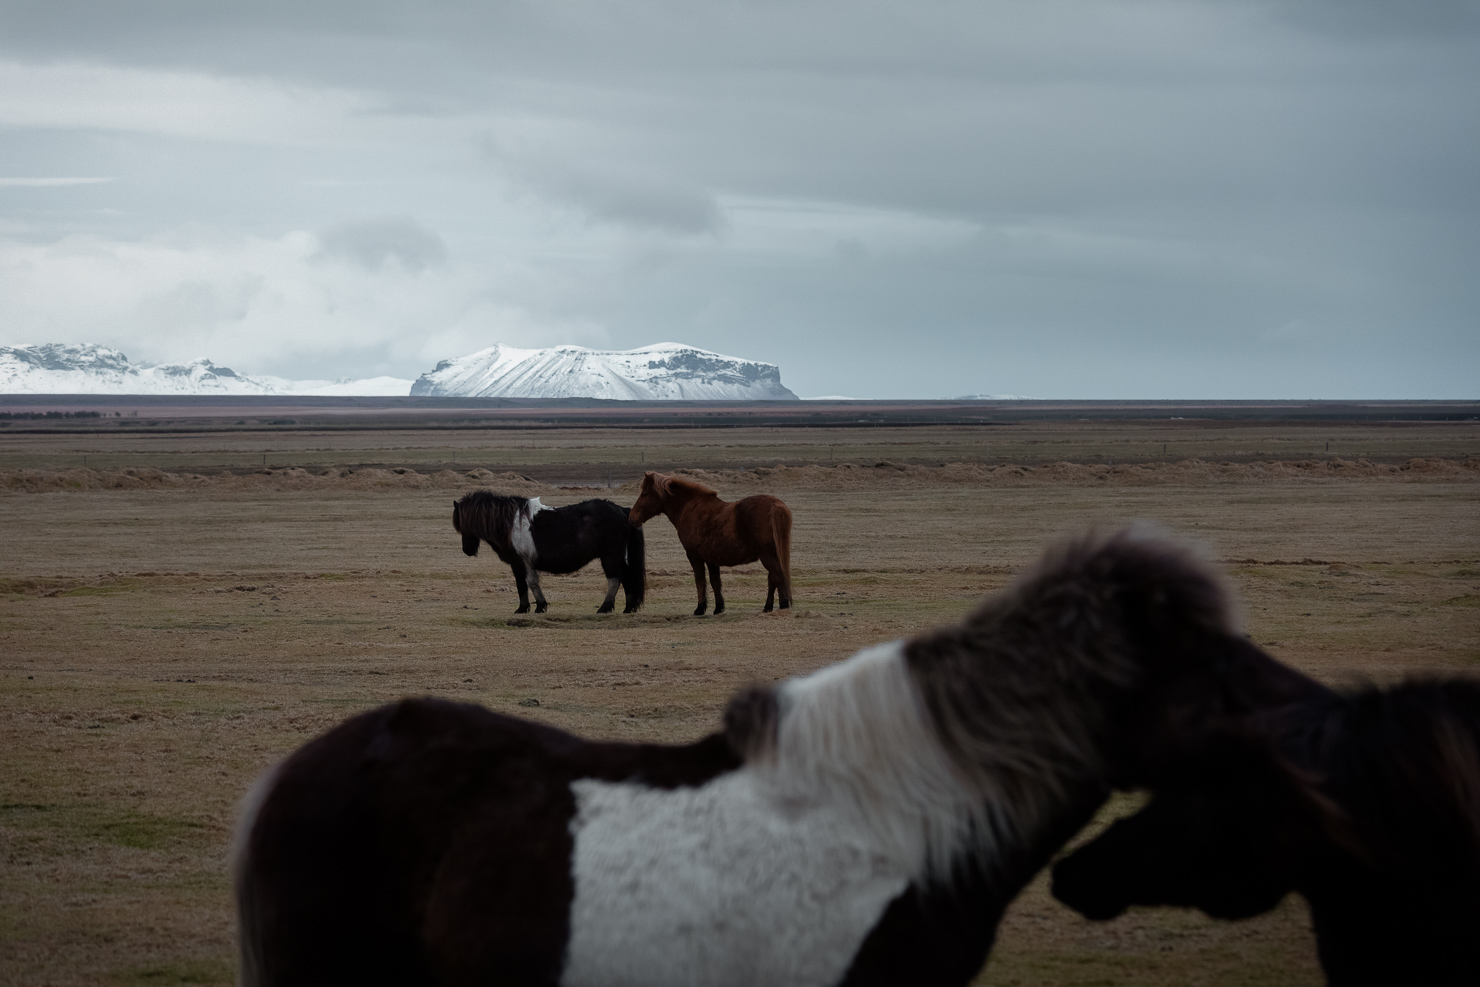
773, 503, 793, 602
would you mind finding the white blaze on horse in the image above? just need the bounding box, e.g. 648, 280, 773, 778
234, 529, 1310, 987
453, 492, 645, 614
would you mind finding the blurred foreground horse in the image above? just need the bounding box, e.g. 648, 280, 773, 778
628, 471, 791, 614
452, 492, 645, 614
1053, 677, 1480, 987
235, 529, 1309, 987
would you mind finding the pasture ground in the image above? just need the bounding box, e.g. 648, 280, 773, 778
2, 419, 1478, 986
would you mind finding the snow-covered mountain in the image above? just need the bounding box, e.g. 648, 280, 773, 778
0, 344, 412, 396
411, 342, 798, 400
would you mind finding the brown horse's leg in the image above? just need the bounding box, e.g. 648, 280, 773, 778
687, 552, 708, 616
707, 563, 724, 615
759, 546, 781, 612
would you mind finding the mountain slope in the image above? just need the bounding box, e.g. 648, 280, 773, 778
0, 344, 412, 396
411, 342, 798, 400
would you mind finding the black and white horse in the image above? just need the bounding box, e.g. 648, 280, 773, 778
1052, 677, 1480, 987
452, 492, 644, 614
234, 529, 1311, 987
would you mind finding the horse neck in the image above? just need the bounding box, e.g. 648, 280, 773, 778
765, 640, 1103, 888
662, 489, 716, 525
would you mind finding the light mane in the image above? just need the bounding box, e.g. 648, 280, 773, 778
650, 472, 718, 499
760, 642, 993, 882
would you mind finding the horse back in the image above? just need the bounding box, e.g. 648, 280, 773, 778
675, 493, 790, 565
239, 698, 739, 986
528, 499, 632, 573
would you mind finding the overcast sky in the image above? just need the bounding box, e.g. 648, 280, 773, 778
0, 1, 1476, 398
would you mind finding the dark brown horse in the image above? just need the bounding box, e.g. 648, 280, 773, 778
629, 471, 792, 615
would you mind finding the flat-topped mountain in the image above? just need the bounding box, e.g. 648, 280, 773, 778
411, 343, 798, 401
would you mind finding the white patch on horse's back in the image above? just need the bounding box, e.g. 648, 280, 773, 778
562, 771, 909, 987
528, 497, 550, 514
562, 642, 998, 987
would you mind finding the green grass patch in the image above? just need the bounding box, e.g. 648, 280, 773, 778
113, 956, 234, 985
61, 584, 131, 597
1, 801, 208, 852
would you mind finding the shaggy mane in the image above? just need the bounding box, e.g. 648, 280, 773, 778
453, 491, 534, 556
648, 472, 717, 498
904, 527, 1236, 846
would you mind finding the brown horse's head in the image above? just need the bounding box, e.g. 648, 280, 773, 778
629, 471, 668, 526
452, 498, 480, 556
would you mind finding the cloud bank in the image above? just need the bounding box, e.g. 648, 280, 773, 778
0, 0, 1475, 396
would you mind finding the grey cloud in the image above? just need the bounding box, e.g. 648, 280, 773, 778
0, 1, 1475, 396
316, 217, 447, 272
482, 136, 723, 235
1264, 0, 1480, 38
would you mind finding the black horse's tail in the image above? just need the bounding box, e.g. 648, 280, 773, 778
622, 522, 646, 611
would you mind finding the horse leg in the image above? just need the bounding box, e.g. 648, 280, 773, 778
760, 546, 781, 612
595, 553, 620, 614
688, 553, 708, 616
512, 566, 530, 614
525, 564, 548, 614
708, 563, 724, 615
594, 574, 618, 612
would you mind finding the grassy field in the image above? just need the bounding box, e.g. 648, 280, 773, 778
2, 421, 1477, 985
2, 419, 1478, 477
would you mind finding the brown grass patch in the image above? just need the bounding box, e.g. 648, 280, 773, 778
1, 432, 1477, 985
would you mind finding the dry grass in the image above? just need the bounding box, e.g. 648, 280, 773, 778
1, 425, 1477, 986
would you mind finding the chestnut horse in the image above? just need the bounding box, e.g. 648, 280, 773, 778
629, 471, 792, 615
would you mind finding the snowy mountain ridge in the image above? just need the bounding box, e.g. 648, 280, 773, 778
0, 344, 411, 396
0, 341, 797, 399
411, 342, 798, 400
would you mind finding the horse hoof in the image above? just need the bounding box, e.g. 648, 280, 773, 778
514, 606, 530, 614
597, 605, 614, 614
713, 606, 725, 616
693, 607, 707, 617
762, 605, 773, 613
535, 604, 548, 614
623, 607, 639, 614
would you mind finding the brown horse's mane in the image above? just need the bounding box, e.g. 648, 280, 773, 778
651, 473, 718, 499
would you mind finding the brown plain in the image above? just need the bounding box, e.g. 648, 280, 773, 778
2, 419, 1478, 986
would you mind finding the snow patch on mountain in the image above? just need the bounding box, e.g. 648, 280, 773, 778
411, 342, 798, 400
0, 344, 412, 395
